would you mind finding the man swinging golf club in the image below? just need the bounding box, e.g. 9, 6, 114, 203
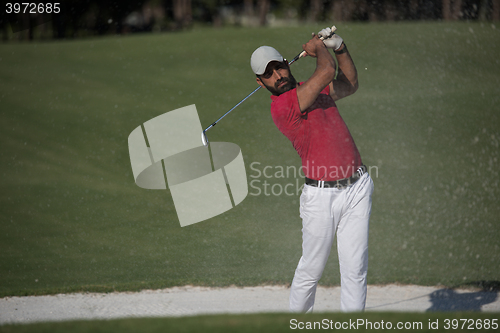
251, 27, 374, 312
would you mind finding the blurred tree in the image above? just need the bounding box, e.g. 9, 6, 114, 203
105, 0, 146, 33
384, 0, 398, 21
452, 0, 463, 19
478, 0, 489, 20
331, 0, 341, 21
277, 0, 302, 20
244, 0, 255, 16
443, 0, 451, 20
367, 0, 384, 21
409, 0, 419, 19
193, 0, 222, 26
331, 0, 343, 21
1, 9, 7, 41
309, 0, 324, 21
330, 0, 357, 22
52, 1, 94, 38
173, 0, 192, 29
258, 0, 270, 25
493, 0, 500, 20
443, 0, 463, 20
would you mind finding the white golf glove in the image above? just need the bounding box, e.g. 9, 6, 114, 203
318, 27, 343, 51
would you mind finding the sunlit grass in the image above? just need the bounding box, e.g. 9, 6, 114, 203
0, 22, 499, 297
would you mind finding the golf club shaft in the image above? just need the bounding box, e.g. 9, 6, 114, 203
202, 52, 301, 131
201, 56, 300, 146
204, 85, 262, 132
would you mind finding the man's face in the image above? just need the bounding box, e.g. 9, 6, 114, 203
256, 61, 297, 96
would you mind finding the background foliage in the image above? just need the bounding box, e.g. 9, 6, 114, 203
2, 0, 500, 41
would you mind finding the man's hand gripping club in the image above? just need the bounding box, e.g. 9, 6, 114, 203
318, 27, 343, 51
293, 26, 342, 61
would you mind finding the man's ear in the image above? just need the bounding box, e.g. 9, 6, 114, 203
256, 77, 265, 88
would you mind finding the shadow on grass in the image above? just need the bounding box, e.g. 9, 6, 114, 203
427, 281, 499, 312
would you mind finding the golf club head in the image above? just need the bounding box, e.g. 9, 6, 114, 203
201, 130, 209, 147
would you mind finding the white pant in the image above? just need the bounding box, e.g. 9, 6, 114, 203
289, 173, 374, 313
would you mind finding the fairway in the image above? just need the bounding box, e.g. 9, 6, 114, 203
0, 22, 499, 298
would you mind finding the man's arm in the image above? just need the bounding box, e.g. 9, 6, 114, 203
296, 36, 336, 113
329, 43, 358, 101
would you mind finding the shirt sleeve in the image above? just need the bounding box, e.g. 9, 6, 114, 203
324, 84, 330, 95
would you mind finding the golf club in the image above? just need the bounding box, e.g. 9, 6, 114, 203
201, 25, 337, 147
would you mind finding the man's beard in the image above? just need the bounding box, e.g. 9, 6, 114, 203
263, 74, 297, 96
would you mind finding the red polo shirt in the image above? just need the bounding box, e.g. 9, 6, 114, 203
270, 83, 362, 181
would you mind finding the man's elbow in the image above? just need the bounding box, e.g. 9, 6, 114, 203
345, 79, 358, 97
351, 80, 359, 94
326, 66, 336, 82
342, 82, 358, 99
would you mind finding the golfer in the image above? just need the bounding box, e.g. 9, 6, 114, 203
250, 27, 374, 312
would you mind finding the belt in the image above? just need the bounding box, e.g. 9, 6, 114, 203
305, 165, 367, 189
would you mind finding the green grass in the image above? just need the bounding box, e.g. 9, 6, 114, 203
1, 22, 499, 297
1, 312, 499, 332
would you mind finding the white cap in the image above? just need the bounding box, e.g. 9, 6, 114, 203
250, 46, 284, 75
